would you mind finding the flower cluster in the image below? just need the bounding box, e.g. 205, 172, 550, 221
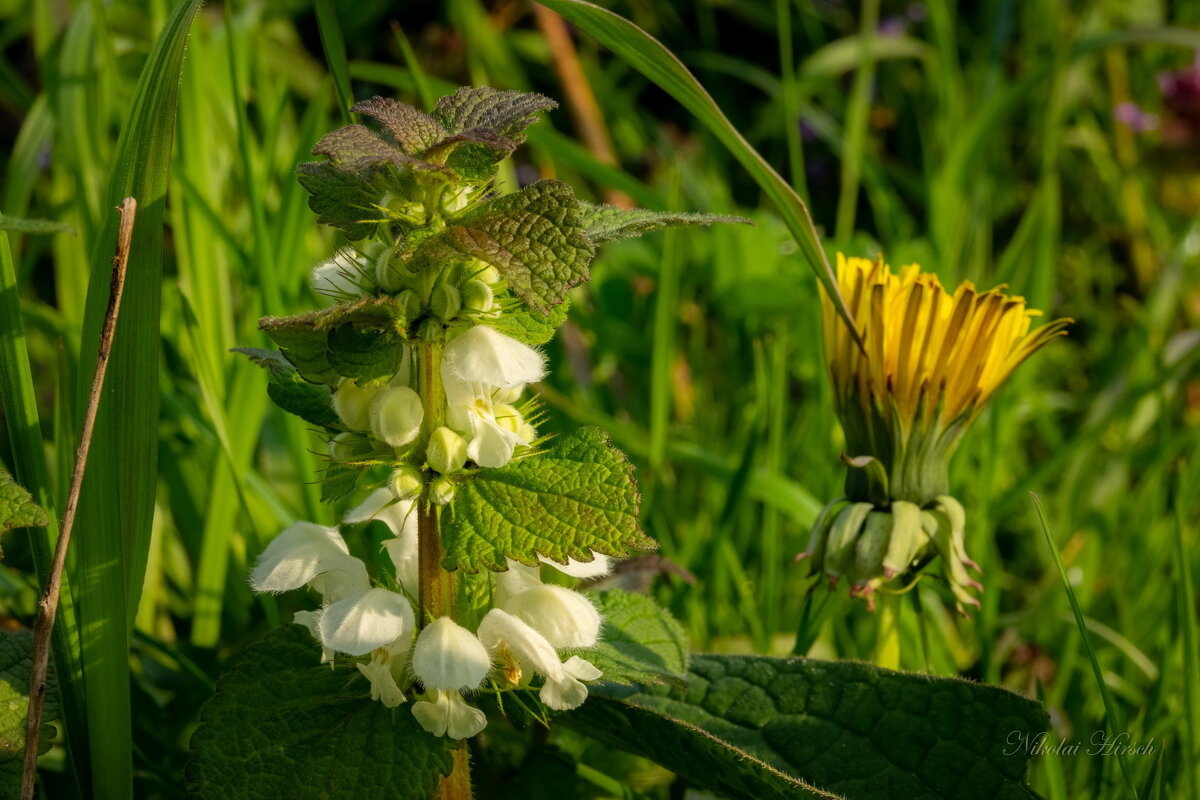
802, 254, 1070, 611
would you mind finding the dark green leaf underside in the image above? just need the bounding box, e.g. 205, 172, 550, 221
187, 625, 453, 800
565, 654, 1047, 800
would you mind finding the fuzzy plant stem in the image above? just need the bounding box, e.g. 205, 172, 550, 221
415, 337, 472, 800
875, 591, 902, 671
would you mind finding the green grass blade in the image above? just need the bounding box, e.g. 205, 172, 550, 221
1031, 492, 1140, 800
0, 229, 88, 798
833, 0, 879, 243
1173, 470, 1200, 798
535, 0, 860, 343
72, 1, 202, 796
314, 0, 353, 124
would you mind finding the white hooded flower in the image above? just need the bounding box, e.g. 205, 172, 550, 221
442, 366, 533, 469
444, 325, 545, 389
369, 386, 424, 447
357, 637, 411, 708
503, 584, 602, 649
411, 689, 487, 739
342, 490, 419, 595
539, 552, 612, 579
318, 587, 415, 657
250, 522, 368, 603
493, 560, 544, 606
333, 380, 378, 432
411, 617, 491, 691
477, 609, 601, 711
293, 609, 335, 665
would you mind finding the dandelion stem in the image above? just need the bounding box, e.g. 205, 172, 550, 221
875, 591, 902, 670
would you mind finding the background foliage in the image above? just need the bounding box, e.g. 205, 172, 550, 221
0, 0, 1197, 798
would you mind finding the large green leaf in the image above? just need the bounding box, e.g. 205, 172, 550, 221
428, 180, 595, 314
575, 590, 688, 686
487, 299, 570, 346
232, 348, 338, 427
0, 630, 59, 798
565, 654, 1047, 800
71, 1, 203, 797
186, 625, 454, 800
535, 0, 859, 341
441, 427, 654, 572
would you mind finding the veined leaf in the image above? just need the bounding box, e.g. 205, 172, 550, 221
535, 0, 860, 342
575, 590, 688, 686
432, 86, 557, 142
431, 180, 595, 314
577, 202, 750, 245
71, 2, 203, 797
232, 348, 338, 427
260, 295, 408, 387
187, 625, 454, 800
487, 299, 570, 346
0, 463, 48, 534
565, 654, 1047, 800
442, 427, 654, 572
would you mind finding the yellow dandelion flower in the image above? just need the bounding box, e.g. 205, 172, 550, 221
803, 254, 1071, 612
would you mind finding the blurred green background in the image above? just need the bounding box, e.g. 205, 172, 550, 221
1, 0, 1198, 797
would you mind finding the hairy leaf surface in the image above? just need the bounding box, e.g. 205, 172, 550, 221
187, 625, 453, 800
442, 427, 653, 571
565, 654, 1047, 800
575, 590, 688, 686
577, 202, 750, 244
0, 463, 48, 534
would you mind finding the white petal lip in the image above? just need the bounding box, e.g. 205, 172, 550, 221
318, 588, 415, 656
445, 325, 546, 389
250, 522, 355, 593
466, 413, 524, 468
412, 690, 487, 739
477, 608, 562, 678
411, 617, 492, 691
382, 520, 419, 595
539, 552, 612, 579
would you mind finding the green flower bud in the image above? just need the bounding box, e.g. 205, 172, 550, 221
461, 279, 494, 313
397, 289, 423, 320
332, 379, 378, 431
328, 432, 364, 461
824, 502, 873, 581
427, 426, 468, 474
431, 284, 462, 321
430, 476, 456, 505
369, 386, 424, 447
391, 463, 424, 499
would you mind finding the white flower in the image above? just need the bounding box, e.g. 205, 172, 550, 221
250, 522, 368, 603
477, 609, 602, 711
369, 386, 424, 447
442, 366, 533, 469
318, 587, 415, 657
444, 325, 545, 389
502, 584, 601, 649
411, 617, 491, 691
333, 380, 378, 431
411, 689, 487, 739
342, 490, 419, 595
494, 560, 544, 606
539, 552, 612, 579
356, 637, 411, 708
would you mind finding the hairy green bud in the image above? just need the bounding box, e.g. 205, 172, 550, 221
427, 426, 468, 474
461, 279, 494, 314
431, 284, 462, 321
430, 476, 457, 506
397, 289, 423, 320
391, 463, 424, 499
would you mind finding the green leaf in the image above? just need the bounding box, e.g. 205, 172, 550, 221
0, 213, 76, 235
576, 202, 750, 245
441, 427, 654, 572
0, 629, 59, 797
535, 0, 860, 343
187, 625, 454, 800
352, 96, 447, 154
72, 1, 204, 797
565, 654, 1047, 800
432, 86, 557, 141
0, 463, 48, 534
321, 460, 364, 504
431, 180, 595, 314
488, 299, 570, 346
260, 296, 408, 387
575, 590, 688, 686
232, 348, 338, 427
295, 161, 394, 241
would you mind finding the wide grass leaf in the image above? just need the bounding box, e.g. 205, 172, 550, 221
186, 625, 454, 800
441, 427, 654, 571
71, 0, 203, 796
565, 654, 1046, 800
